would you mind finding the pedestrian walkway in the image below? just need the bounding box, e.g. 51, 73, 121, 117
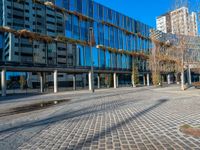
0, 86, 200, 150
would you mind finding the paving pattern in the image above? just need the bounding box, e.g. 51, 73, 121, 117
0, 86, 200, 150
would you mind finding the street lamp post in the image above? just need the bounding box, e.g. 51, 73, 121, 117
89, 27, 95, 93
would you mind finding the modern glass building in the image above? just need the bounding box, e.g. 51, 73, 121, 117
0, 0, 153, 96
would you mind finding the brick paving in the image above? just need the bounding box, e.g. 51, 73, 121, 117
0, 86, 200, 150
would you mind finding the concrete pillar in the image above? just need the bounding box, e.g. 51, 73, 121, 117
39, 73, 44, 93
143, 75, 146, 86
147, 73, 150, 86
54, 70, 58, 93
117, 75, 119, 88
167, 74, 171, 85
188, 66, 192, 85
73, 74, 76, 90
88, 71, 92, 91
113, 73, 117, 89
1, 69, 6, 96
97, 74, 100, 89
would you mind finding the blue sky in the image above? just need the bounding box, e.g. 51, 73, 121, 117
94, 0, 174, 28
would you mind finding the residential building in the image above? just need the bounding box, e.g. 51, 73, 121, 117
156, 7, 198, 36
156, 13, 171, 33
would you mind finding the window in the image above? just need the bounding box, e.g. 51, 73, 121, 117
73, 16, 80, 39
114, 28, 119, 49
63, 0, 70, 10
111, 53, 117, 68
93, 47, 98, 67
122, 54, 127, 69
118, 30, 123, 49
77, 45, 84, 66
76, 0, 82, 13
104, 25, 109, 46
105, 50, 111, 68
99, 49, 105, 68
108, 9, 112, 22
80, 20, 87, 41
98, 23, 104, 45
117, 54, 122, 69
122, 32, 127, 50
69, 0, 75, 11
85, 46, 91, 66
99, 5, 103, 20
109, 26, 114, 48
65, 14, 72, 37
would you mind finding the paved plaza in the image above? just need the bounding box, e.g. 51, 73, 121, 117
0, 86, 200, 150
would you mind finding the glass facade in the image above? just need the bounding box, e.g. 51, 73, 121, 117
0, 0, 152, 72
56, 0, 152, 71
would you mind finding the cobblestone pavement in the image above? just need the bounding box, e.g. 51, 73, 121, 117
0, 86, 200, 150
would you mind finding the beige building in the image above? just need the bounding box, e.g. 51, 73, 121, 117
156, 7, 198, 36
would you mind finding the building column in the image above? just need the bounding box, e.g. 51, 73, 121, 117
73, 74, 76, 91
1, 69, 6, 96
188, 66, 192, 85
117, 75, 119, 88
143, 75, 146, 86
113, 73, 117, 89
88, 71, 92, 91
147, 73, 150, 86
167, 74, 171, 85
54, 70, 58, 93
97, 74, 100, 89
39, 72, 44, 93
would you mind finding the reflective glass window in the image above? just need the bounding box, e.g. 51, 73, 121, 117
80, 20, 87, 41
104, 25, 109, 46
99, 49, 105, 68
118, 30, 123, 49
76, 0, 82, 13
73, 16, 80, 39
69, 0, 75, 11
123, 32, 126, 50
93, 47, 99, 67
103, 7, 107, 21
62, 0, 69, 10
109, 26, 114, 48
82, 0, 88, 15
77, 45, 84, 66
114, 27, 118, 49
85, 46, 91, 66
105, 50, 111, 68
88, 1, 93, 17
99, 5, 103, 20
117, 54, 122, 69
93, 3, 98, 20
65, 14, 72, 38
98, 23, 104, 45
122, 54, 127, 69
111, 53, 117, 68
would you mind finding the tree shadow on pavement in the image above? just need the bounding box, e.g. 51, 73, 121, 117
72, 99, 169, 149
0, 98, 144, 134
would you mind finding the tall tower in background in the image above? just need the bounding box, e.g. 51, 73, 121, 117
156, 7, 198, 36
156, 0, 199, 37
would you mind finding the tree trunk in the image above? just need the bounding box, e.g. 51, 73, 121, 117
181, 70, 185, 90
